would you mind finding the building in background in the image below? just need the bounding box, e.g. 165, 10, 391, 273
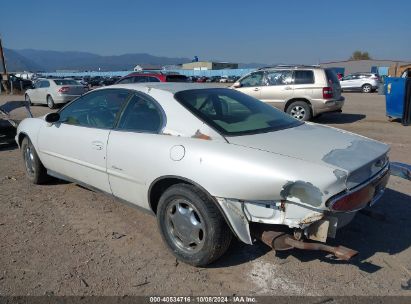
181, 61, 238, 70
320, 59, 411, 76
133, 64, 162, 71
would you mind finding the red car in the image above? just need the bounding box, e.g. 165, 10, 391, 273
115, 72, 188, 84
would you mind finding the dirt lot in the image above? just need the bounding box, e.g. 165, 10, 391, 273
0, 92, 410, 296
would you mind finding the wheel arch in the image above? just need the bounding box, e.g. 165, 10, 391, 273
148, 175, 241, 240
17, 132, 28, 147
284, 98, 312, 112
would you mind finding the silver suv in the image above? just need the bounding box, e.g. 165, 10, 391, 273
231, 66, 344, 121
339, 73, 380, 93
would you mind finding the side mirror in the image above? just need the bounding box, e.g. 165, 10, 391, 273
45, 112, 60, 123
232, 82, 241, 88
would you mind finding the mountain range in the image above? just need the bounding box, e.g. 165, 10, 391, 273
2, 48, 266, 72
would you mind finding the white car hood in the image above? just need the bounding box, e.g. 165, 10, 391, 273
227, 123, 390, 189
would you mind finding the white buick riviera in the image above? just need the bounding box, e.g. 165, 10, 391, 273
16, 83, 391, 266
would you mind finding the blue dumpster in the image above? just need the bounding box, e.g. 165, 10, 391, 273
385, 77, 411, 125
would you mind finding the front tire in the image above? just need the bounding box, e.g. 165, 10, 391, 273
21, 137, 48, 184
286, 101, 312, 121
157, 184, 232, 266
362, 84, 372, 93
47, 95, 55, 109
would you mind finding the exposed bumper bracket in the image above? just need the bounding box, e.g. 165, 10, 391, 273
256, 229, 358, 261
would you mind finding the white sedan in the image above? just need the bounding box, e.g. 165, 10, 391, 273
25, 78, 86, 109
16, 83, 390, 266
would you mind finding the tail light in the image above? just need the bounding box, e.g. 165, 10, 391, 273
58, 86, 70, 93
327, 167, 390, 212
323, 87, 333, 99
328, 186, 374, 212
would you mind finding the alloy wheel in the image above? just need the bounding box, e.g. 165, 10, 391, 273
290, 105, 306, 120
165, 199, 205, 254
24, 145, 35, 175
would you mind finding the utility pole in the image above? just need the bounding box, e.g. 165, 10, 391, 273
0, 35, 9, 94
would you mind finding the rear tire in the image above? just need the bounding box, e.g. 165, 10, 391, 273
362, 84, 372, 93
157, 184, 232, 266
286, 101, 312, 121
21, 137, 48, 184
47, 95, 55, 109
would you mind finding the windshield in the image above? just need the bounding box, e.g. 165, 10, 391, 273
53, 79, 79, 85
174, 88, 302, 136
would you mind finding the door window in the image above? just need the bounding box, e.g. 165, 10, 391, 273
117, 77, 134, 84
117, 93, 164, 133
40, 80, 50, 88
59, 89, 131, 128
265, 70, 293, 86
239, 72, 264, 87
134, 76, 148, 83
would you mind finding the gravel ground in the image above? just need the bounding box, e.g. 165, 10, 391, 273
0, 92, 410, 296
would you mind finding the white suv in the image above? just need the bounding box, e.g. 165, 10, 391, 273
339, 73, 381, 93
232, 66, 344, 121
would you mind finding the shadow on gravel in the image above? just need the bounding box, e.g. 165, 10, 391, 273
314, 113, 366, 124
209, 238, 270, 268
0, 141, 18, 151
274, 188, 411, 273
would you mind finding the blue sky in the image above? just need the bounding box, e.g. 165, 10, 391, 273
1, 0, 410, 64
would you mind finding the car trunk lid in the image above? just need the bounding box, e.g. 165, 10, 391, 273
57, 84, 84, 95
226, 123, 389, 189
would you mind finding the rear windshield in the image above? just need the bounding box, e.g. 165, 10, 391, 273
53, 79, 79, 85
166, 75, 188, 82
325, 69, 340, 85
174, 88, 302, 136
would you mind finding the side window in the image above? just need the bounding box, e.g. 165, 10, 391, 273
134, 76, 147, 83
40, 80, 50, 88
117, 77, 133, 84
239, 72, 264, 87
294, 70, 314, 84
117, 93, 163, 133
34, 81, 42, 89
265, 70, 293, 86
59, 89, 130, 128
147, 76, 160, 82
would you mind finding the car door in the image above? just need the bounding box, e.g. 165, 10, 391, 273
29, 81, 42, 102
259, 70, 294, 109
235, 72, 264, 100
340, 75, 356, 89
107, 92, 165, 208
38, 80, 51, 103
37, 89, 131, 193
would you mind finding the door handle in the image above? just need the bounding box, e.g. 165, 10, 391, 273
284, 86, 292, 90
91, 141, 104, 150
253, 87, 260, 91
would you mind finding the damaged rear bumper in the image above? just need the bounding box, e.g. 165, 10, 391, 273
215, 161, 410, 259
215, 197, 355, 245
